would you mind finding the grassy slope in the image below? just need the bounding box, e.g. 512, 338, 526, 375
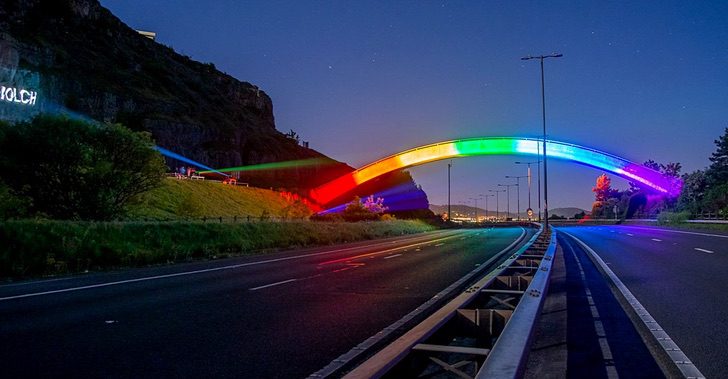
126, 178, 311, 220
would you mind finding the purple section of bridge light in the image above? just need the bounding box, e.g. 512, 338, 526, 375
319, 183, 429, 214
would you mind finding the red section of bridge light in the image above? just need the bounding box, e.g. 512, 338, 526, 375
310, 173, 358, 205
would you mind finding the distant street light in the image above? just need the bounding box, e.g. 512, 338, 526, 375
505, 175, 527, 220
521, 52, 562, 228
488, 189, 506, 221
515, 160, 541, 220
498, 184, 518, 220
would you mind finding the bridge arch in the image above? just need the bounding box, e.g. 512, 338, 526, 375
310, 137, 681, 205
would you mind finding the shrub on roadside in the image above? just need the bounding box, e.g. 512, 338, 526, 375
657, 211, 691, 225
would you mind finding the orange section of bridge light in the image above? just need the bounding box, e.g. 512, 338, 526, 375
353, 143, 459, 185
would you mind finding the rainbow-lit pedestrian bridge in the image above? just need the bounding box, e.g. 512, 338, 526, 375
310, 137, 681, 205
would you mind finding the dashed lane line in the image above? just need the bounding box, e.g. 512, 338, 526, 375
694, 248, 715, 254
383, 254, 402, 260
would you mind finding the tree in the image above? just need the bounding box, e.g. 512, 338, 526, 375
706, 127, 728, 186
0, 115, 166, 220
677, 170, 707, 214
660, 162, 682, 178
593, 174, 619, 202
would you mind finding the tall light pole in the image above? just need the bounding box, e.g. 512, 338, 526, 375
489, 189, 505, 221
470, 197, 479, 223
522, 52, 562, 228
516, 160, 540, 220
498, 184, 517, 220
447, 162, 452, 222
506, 175, 527, 220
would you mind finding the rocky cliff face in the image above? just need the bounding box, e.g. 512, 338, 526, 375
0, 0, 352, 191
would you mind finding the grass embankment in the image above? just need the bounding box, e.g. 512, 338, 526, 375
126, 178, 312, 220
0, 220, 436, 279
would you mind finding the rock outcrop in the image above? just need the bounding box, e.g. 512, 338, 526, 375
0, 0, 351, 191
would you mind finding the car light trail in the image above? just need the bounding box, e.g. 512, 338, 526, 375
310, 137, 682, 205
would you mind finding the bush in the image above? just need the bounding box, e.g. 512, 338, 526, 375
657, 211, 691, 225
0, 115, 166, 220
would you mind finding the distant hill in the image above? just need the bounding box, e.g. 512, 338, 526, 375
549, 207, 589, 219
429, 204, 514, 219
430, 204, 588, 220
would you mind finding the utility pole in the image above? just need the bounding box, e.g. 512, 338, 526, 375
522, 53, 562, 228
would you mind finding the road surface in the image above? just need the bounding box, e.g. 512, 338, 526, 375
0, 227, 530, 378
557, 225, 728, 378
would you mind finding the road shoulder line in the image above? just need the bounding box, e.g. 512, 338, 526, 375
560, 230, 705, 379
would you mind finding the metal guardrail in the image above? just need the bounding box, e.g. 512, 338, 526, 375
476, 229, 557, 378
340, 224, 555, 379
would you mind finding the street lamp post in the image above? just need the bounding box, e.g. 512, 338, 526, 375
470, 197, 479, 223
498, 184, 517, 221
505, 175, 527, 221
483, 194, 494, 222
515, 160, 540, 220
447, 163, 451, 222
522, 53, 562, 228
488, 189, 506, 221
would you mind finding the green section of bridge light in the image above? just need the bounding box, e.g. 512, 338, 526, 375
454, 138, 521, 156
199, 157, 331, 174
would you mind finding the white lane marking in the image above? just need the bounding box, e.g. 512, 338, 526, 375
590, 305, 600, 318
594, 320, 606, 337
434, 243, 444, 247
626, 226, 728, 239
694, 248, 715, 254
561, 230, 706, 378
383, 254, 402, 260
599, 337, 614, 360
0, 230, 457, 289
1, 231, 467, 301
248, 278, 297, 291
651, 238, 662, 242
627, 233, 634, 236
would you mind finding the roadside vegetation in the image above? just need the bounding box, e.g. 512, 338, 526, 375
127, 179, 312, 220
589, 127, 728, 221
0, 219, 436, 279
0, 116, 440, 280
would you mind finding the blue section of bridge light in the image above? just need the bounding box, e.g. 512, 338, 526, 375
154, 146, 229, 177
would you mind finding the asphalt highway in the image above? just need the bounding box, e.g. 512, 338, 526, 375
0, 226, 530, 378
557, 225, 728, 378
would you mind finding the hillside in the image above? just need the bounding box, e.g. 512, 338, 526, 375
126, 178, 312, 220
550, 207, 588, 218
429, 204, 514, 219
0, 0, 352, 191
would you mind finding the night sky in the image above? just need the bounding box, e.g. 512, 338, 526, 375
101, 0, 728, 211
